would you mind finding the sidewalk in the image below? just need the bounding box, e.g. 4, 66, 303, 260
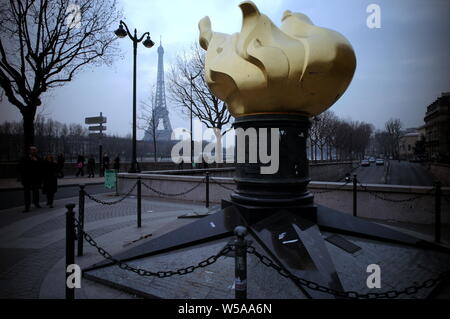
0, 176, 105, 190
0, 193, 211, 299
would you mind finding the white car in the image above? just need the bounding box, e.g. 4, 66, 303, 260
376, 159, 384, 166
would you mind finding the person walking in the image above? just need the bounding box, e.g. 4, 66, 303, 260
18, 146, 43, 212
42, 155, 58, 208
56, 153, 65, 178
75, 154, 85, 177
102, 153, 110, 175
87, 155, 96, 178
113, 155, 120, 172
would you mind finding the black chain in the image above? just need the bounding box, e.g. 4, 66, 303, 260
84, 182, 137, 206
246, 245, 450, 299
210, 178, 235, 191
310, 181, 350, 194
333, 162, 361, 183
74, 217, 233, 278
357, 182, 433, 203
141, 179, 205, 197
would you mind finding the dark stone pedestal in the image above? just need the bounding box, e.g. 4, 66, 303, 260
231, 114, 314, 208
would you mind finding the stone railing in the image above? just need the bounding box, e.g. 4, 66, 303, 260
118, 173, 450, 226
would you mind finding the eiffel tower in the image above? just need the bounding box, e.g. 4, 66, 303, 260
144, 38, 172, 141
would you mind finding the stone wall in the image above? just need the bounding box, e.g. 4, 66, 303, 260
429, 163, 450, 186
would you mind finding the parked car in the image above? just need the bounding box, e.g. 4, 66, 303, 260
361, 159, 370, 167
369, 157, 375, 163
376, 159, 384, 166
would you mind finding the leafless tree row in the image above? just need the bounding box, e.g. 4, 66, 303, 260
372, 118, 403, 159
0, 115, 175, 162
308, 110, 374, 162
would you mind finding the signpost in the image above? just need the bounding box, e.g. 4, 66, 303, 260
85, 112, 107, 177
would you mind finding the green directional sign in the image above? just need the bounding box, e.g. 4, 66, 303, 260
104, 169, 117, 189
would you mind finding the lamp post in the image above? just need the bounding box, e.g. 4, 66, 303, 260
115, 21, 154, 173
189, 70, 202, 168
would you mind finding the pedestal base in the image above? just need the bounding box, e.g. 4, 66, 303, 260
83, 202, 450, 299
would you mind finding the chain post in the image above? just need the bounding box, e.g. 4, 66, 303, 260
205, 171, 210, 208
234, 226, 248, 299
137, 178, 142, 228
435, 181, 441, 243
353, 174, 357, 217
77, 185, 85, 256
65, 203, 76, 300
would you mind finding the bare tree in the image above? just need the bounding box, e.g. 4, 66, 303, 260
168, 43, 232, 164
0, 0, 121, 154
385, 118, 402, 159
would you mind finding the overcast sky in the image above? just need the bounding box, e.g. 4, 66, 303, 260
1, 0, 449, 139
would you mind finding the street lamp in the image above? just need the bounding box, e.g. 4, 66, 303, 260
114, 20, 154, 173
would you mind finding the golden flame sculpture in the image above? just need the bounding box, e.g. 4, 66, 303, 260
199, 1, 357, 117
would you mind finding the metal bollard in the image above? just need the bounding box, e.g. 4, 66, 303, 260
435, 181, 441, 243
137, 178, 142, 228
234, 226, 248, 299
353, 174, 357, 217
77, 185, 85, 256
65, 203, 76, 300
205, 172, 210, 208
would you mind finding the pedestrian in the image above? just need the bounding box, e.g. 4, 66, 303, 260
87, 155, 95, 178
42, 155, 58, 208
75, 154, 85, 177
102, 153, 110, 175
18, 146, 43, 212
113, 155, 120, 172
57, 153, 65, 178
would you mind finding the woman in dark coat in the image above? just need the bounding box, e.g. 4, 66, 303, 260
42, 155, 58, 208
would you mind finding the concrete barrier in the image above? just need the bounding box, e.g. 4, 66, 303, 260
118, 172, 450, 226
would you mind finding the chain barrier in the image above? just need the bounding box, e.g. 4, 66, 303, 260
74, 217, 233, 278
333, 162, 361, 183
84, 182, 138, 206
73, 220, 449, 299
246, 244, 450, 299
310, 181, 350, 194
141, 178, 206, 197
210, 178, 236, 191
357, 181, 433, 203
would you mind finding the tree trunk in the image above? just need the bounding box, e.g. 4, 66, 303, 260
153, 136, 157, 163
21, 107, 37, 155
214, 128, 222, 168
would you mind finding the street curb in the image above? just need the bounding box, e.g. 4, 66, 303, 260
0, 181, 104, 192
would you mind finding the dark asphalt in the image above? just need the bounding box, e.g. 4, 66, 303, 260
0, 184, 110, 210
354, 162, 386, 184
354, 160, 434, 186
387, 160, 434, 186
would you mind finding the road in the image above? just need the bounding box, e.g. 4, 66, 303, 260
0, 184, 110, 210
354, 160, 434, 186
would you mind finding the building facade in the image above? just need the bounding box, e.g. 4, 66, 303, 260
424, 92, 450, 163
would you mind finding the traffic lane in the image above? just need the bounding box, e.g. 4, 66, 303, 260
388, 160, 433, 186
0, 184, 110, 210
354, 163, 385, 184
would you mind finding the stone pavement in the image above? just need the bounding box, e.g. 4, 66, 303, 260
0, 191, 449, 299
0, 176, 105, 190
0, 192, 209, 299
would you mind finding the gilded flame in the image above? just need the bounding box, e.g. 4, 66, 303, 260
199, 1, 357, 117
